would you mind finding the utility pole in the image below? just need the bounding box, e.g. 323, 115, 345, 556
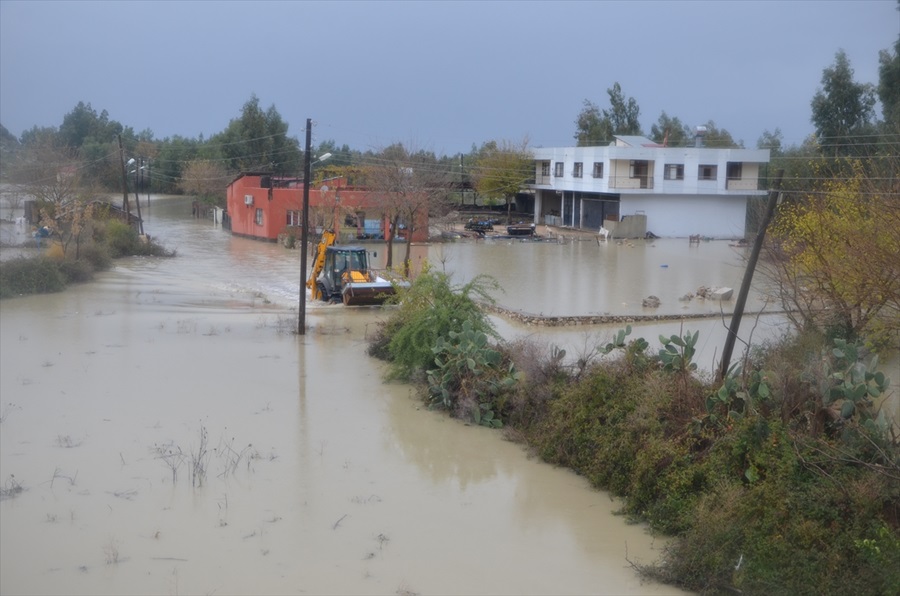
117, 135, 131, 216
719, 170, 784, 381
133, 158, 144, 235
298, 118, 313, 335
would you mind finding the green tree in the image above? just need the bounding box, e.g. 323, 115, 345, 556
604, 82, 642, 136
649, 112, 690, 146
757, 128, 783, 157
58, 101, 123, 148
0, 124, 20, 180
810, 50, 877, 156
472, 138, 533, 224
696, 120, 741, 148
574, 82, 642, 146
574, 99, 606, 146
213, 95, 301, 175
878, 35, 900, 131
153, 135, 202, 194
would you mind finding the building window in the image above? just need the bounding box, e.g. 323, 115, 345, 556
726, 162, 743, 180
698, 165, 717, 180
629, 160, 648, 178
592, 162, 604, 178
573, 162, 583, 178
255, 208, 264, 225
286, 210, 301, 227
541, 161, 550, 177
554, 162, 564, 177
664, 164, 684, 180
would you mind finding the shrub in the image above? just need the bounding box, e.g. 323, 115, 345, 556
79, 243, 112, 271
372, 264, 499, 380
105, 220, 140, 257
0, 257, 66, 297
58, 258, 94, 283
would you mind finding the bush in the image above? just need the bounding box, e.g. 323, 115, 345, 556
79, 243, 112, 271
371, 264, 499, 380
0, 257, 66, 297
58, 258, 94, 283
105, 220, 140, 257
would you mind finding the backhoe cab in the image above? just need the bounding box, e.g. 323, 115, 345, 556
307, 231, 404, 306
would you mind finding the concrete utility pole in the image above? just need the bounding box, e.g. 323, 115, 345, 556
719, 170, 784, 381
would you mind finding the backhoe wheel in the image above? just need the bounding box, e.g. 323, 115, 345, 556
317, 283, 329, 302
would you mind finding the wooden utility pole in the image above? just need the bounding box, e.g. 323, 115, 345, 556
298, 118, 313, 335
719, 170, 784, 381
133, 158, 144, 235
117, 135, 131, 216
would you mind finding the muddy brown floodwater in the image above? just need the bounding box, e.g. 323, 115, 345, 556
0, 196, 893, 595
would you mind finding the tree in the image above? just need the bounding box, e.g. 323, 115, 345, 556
213, 95, 301, 175
153, 135, 202, 194
649, 112, 690, 146
9, 135, 83, 206
574, 82, 642, 146
810, 50, 877, 156
471, 138, 533, 224
757, 128, 783, 157
367, 143, 452, 276
877, 36, 900, 131
765, 159, 900, 342
604, 82, 642, 136
696, 120, 741, 148
179, 159, 229, 205
0, 124, 20, 180
574, 99, 605, 146
58, 101, 123, 148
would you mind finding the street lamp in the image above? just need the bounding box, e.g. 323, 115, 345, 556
126, 158, 145, 235
298, 117, 333, 335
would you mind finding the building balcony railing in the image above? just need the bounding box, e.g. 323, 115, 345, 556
609, 176, 654, 190
726, 178, 759, 191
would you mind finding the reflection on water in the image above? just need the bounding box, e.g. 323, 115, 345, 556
1, 197, 687, 595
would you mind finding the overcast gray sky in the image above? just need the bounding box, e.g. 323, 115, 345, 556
1, 0, 897, 155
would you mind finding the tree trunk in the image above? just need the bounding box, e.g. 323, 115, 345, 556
386, 214, 400, 269
403, 233, 412, 278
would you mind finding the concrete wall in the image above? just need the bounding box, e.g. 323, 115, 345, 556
620, 194, 748, 238
606, 213, 647, 239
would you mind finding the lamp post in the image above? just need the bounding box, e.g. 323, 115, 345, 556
298, 117, 332, 335
126, 158, 145, 235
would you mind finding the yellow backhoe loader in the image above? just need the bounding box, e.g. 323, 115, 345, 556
306, 230, 406, 305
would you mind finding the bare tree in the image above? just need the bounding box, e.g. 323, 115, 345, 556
367, 144, 453, 276
10, 136, 84, 208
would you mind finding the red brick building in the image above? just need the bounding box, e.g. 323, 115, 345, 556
225, 173, 428, 243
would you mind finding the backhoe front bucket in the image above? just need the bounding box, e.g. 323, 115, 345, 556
341, 282, 397, 306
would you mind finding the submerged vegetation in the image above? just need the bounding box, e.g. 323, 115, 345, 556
1, 208, 173, 299
370, 268, 899, 595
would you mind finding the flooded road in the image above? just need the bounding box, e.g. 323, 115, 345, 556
1, 197, 687, 595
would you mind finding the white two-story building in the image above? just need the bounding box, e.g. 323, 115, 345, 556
529, 135, 770, 238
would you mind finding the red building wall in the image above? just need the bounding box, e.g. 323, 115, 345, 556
226, 173, 428, 242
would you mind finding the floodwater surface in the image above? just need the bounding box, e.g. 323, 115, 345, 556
1, 198, 688, 595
